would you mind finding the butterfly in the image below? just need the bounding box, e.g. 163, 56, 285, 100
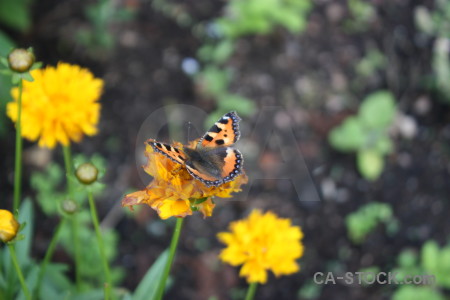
147, 111, 244, 187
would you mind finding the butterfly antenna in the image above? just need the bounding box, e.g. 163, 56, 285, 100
186, 121, 192, 143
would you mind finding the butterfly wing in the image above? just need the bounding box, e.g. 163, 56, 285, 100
147, 139, 186, 165
198, 111, 241, 148
184, 147, 244, 187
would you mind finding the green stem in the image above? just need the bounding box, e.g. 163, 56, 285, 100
155, 217, 184, 300
62, 145, 81, 290
70, 216, 81, 290
63, 145, 74, 197
34, 218, 65, 299
244, 282, 258, 300
13, 80, 23, 212
87, 190, 112, 300
8, 244, 31, 300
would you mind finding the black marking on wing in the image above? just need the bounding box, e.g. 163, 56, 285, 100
204, 135, 213, 142
210, 125, 222, 133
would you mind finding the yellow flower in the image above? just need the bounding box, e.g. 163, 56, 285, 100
217, 210, 304, 284
122, 141, 248, 219
7, 62, 103, 148
0, 210, 20, 243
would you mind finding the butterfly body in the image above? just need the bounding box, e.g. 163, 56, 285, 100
148, 111, 243, 187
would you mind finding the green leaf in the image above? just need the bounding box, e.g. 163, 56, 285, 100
31, 163, 65, 216
374, 135, 393, 154
132, 250, 169, 300
0, 0, 32, 32
328, 116, 365, 151
20, 72, 34, 82
217, 94, 256, 115
357, 149, 384, 180
359, 91, 396, 129
30, 62, 43, 70
421, 240, 439, 273
16, 199, 34, 268
0, 71, 13, 137
439, 247, 450, 273
397, 250, 417, 268
0, 31, 15, 56
12, 73, 21, 84
393, 286, 445, 300
211, 40, 234, 64
71, 289, 105, 300
196, 67, 230, 97
39, 263, 73, 299
356, 48, 386, 78
297, 280, 322, 300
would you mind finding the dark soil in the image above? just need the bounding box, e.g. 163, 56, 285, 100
2, 0, 450, 299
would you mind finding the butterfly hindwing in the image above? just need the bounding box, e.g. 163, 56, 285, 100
198, 111, 241, 148
147, 139, 186, 165
220, 148, 244, 183
184, 146, 244, 187
185, 165, 222, 187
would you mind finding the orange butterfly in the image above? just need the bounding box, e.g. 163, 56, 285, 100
147, 111, 244, 187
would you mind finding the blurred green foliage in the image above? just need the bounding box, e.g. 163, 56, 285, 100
393, 286, 444, 300
0, 0, 32, 32
0, 32, 16, 137
297, 279, 322, 299
329, 91, 397, 180
421, 240, 450, 288
415, 0, 450, 103
345, 202, 396, 244
152, 0, 311, 127
194, 0, 312, 127
0, 78, 13, 136
77, 0, 136, 59
0, 0, 36, 137
217, 0, 311, 38
0, 200, 75, 299
390, 241, 450, 300
355, 48, 386, 79
344, 0, 376, 33
31, 154, 124, 290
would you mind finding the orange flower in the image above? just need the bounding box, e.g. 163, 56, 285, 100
122, 141, 247, 219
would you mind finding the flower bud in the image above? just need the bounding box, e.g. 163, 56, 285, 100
0, 210, 20, 243
8, 49, 35, 73
75, 162, 99, 185
61, 199, 78, 215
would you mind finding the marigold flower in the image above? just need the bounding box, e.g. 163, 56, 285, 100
122, 141, 248, 219
6, 62, 103, 148
0, 210, 20, 243
217, 210, 304, 284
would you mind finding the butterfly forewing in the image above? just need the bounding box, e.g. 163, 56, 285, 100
147, 139, 186, 165
198, 111, 241, 148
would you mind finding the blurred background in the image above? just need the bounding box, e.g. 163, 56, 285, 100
1, 0, 450, 299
